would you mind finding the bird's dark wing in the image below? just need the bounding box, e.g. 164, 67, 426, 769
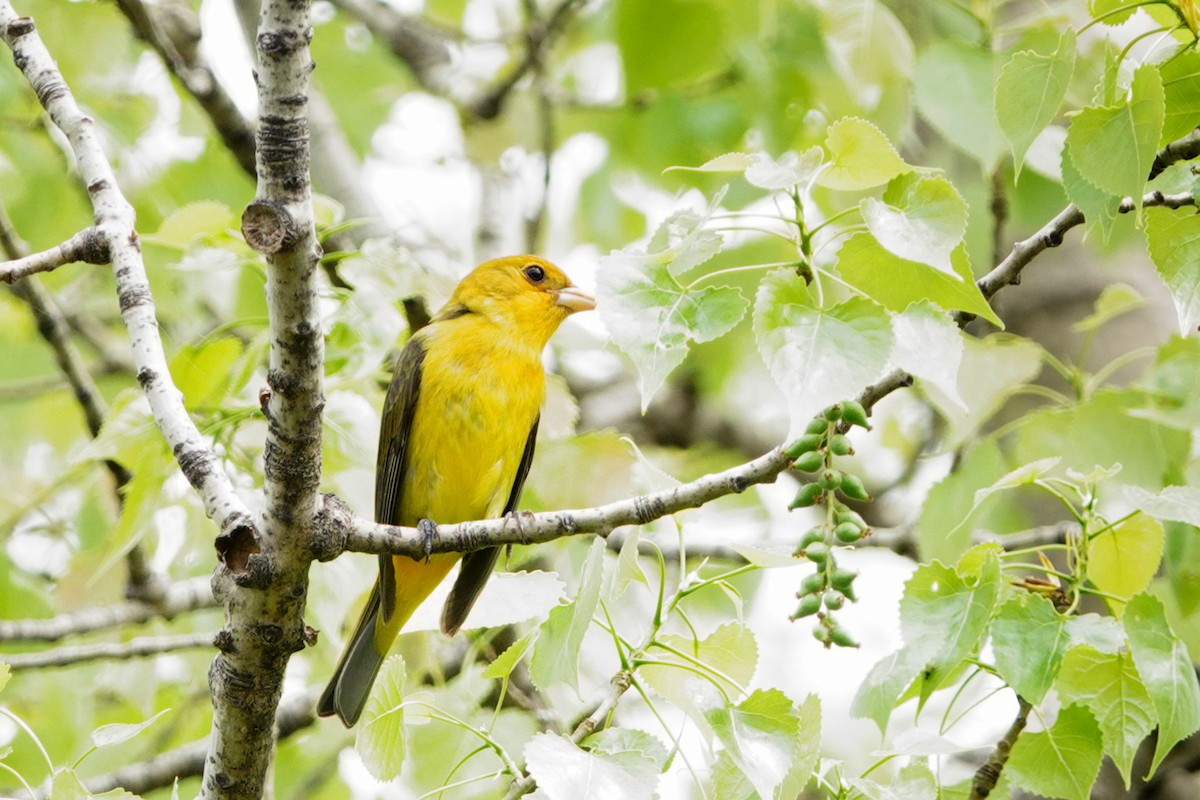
375, 337, 427, 623
440, 415, 539, 635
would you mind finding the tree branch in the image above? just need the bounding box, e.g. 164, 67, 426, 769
5, 632, 214, 670
329, 0, 457, 95
501, 670, 634, 799
21, 690, 317, 800
114, 0, 257, 176
201, 0, 325, 796
0, 201, 159, 597
466, 0, 588, 120
969, 698, 1032, 800
0, 226, 109, 283
0, 2, 256, 542
334, 448, 793, 558
0, 576, 215, 643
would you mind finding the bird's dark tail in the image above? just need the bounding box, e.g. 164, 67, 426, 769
317, 584, 385, 727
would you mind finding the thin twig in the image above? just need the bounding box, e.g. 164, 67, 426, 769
329, 0, 457, 95
114, 0, 257, 175
501, 670, 634, 799
5, 632, 214, 670
466, 0, 588, 120
0, 226, 109, 283
0, 202, 156, 597
968, 697, 1032, 800
14, 690, 316, 800
0, 576, 215, 643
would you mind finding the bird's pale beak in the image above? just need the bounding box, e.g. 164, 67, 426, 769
556, 285, 596, 313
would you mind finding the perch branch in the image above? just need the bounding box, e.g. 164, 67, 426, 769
5, 632, 214, 670
335, 448, 793, 558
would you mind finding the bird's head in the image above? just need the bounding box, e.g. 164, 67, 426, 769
439, 255, 594, 346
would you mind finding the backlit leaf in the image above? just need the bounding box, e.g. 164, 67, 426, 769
754, 269, 892, 438
1124, 593, 1200, 774
1066, 65, 1164, 217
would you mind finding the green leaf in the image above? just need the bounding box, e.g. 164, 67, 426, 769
667, 152, 755, 173
889, 302, 966, 411
992, 594, 1070, 704
861, 175, 969, 275
641, 622, 758, 723
1073, 283, 1146, 333
524, 731, 660, 800
1145, 205, 1200, 335
705, 689, 807, 800
482, 629, 536, 680
851, 647, 932, 734
995, 30, 1077, 176
91, 708, 171, 748
1066, 613, 1126, 654
745, 148, 825, 191
0, 662, 8, 695
915, 42, 1006, 169
646, 192, 728, 277
1129, 484, 1200, 527
1013, 389, 1190, 490
817, 117, 911, 191
1056, 645, 1154, 787
1087, 512, 1164, 611
848, 760, 938, 800
615, 0, 731, 92
1062, 142, 1122, 244
1124, 593, 1200, 774
355, 655, 407, 781
1008, 704, 1103, 800
900, 551, 1002, 704
973, 457, 1061, 506
1066, 65, 1164, 217
1160, 50, 1200, 145
50, 770, 91, 800
530, 538, 606, 691
754, 270, 893, 438
917, 440, 1009, 563
818, 0, 914, 109
168, 337, 244, 411
835, 235, 1001, 327
145, 200, 234, 248
924, 335, 1042, 447
598, 254, 747, 411
613, 528, 649, 595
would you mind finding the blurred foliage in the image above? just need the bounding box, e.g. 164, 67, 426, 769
3, 0, 1200, 798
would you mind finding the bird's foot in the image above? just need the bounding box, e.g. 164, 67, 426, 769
503, 509, 537, 544
417, 518, 438, 563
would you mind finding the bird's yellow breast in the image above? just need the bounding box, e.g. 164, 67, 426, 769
398, 317, 545, 527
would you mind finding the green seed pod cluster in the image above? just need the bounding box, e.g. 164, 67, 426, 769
784, 403, 873, 645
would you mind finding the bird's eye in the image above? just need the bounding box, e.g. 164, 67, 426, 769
523, 264, 546, 283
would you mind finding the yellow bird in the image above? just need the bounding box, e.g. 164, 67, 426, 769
318, 255, 594, 726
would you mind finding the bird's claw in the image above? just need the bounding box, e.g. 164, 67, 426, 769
503, 509, 537, 543
417, 518, 438, 563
